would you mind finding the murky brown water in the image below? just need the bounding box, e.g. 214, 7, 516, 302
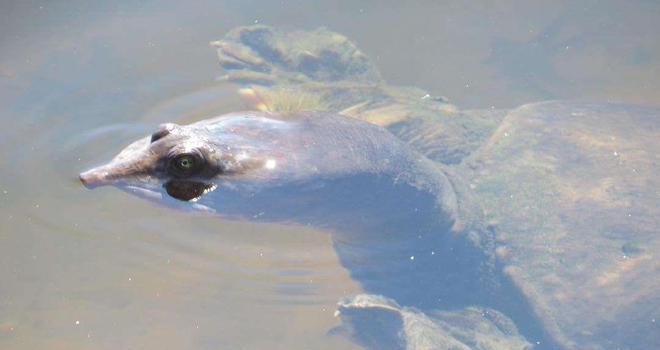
1, 1, 659, 349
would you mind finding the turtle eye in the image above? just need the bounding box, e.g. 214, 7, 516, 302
168, 152, 204, 178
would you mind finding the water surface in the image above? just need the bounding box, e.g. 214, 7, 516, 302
1, 1, 659, 349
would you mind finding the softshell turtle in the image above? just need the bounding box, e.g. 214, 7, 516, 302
79, 25, 659, 350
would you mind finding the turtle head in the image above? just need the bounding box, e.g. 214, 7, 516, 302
79, 112, 298, 212
79, 111, 454, 230
79, 122, 222, 195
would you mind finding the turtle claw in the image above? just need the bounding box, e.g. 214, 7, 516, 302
212, 39, 270, 73
217, 70, 275, 86
333, 294, 532, 350
212, 40, 267, 67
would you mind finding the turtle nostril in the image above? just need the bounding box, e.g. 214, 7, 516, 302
79, 173, 97, 189
79, 169, 107, 189
151, 123, 177, 143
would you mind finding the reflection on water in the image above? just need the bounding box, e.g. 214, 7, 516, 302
1, 1, 659, 349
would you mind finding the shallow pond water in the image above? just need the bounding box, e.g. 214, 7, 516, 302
1, 1, 659, 349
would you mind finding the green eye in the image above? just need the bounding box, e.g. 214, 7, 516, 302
169, 153, 204, 177
177, 156, 194, 169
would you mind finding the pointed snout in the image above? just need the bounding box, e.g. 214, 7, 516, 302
79, 166, 113, 189
79, 160, 138, 189
79, 136, 157, 190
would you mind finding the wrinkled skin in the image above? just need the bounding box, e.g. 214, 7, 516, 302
81, 25, 659, 350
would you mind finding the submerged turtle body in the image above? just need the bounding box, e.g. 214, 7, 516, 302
80, 25, 659, 350
210, 26, 660, 350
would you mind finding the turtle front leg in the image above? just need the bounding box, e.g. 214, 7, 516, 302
212, 25, 386, 113
332, 294, 532, 350
211, 37, 277, 86
211, 25, 383, 87
332, 294, 408, 350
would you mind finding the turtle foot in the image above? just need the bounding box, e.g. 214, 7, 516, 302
332, 294, 532, 350
211, 25, 383, 86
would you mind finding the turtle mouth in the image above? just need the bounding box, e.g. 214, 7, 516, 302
164, 180, 216, 201
80, 165, 216, 202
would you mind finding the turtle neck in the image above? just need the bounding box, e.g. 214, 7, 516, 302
311, 158, 557, 349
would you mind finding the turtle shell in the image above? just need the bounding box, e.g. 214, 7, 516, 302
467, 101, 659, 349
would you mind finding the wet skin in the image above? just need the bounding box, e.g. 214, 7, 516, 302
80, 111, 457, 228
80, 111, 547, 346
